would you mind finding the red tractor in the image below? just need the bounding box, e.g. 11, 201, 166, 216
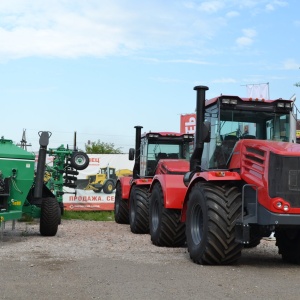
114, 126, 194, 244
181, 85, 300, 265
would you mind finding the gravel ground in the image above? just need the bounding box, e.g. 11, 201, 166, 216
1, 220, 300, 300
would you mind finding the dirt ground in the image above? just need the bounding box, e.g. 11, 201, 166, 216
1, 219, 300, 300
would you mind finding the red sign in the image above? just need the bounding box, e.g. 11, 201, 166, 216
180, 114, 196, 134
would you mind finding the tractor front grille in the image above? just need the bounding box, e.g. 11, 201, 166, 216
269, 152, 300, 207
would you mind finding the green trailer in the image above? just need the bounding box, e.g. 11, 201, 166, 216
0, 131, 89, 236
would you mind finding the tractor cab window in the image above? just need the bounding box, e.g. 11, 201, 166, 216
148, 143, 190, 161
201, 102, 291, 170
266, 114, 289, 141
142, 140, 192, 176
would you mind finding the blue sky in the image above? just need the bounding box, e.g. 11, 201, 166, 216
0, 0, 299, 152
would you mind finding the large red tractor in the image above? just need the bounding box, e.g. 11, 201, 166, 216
182, 85, 300, 265
114, 126, 193, 242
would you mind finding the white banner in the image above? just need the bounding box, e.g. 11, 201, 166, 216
246, 83, 269, 99
39, 154, 134, 211
63, 154, 134, 210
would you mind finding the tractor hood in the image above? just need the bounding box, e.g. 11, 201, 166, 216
0, 138, 35, 160
156, 159, 190, 175
241, 139, 300, 156
229, 139, 300, 171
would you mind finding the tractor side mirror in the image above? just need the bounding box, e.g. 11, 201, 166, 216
129, 148, 135, 160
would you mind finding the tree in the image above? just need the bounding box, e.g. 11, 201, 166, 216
85, 140, 122, 154
295, 82, 300, 87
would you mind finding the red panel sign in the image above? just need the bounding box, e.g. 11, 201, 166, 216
180, 114, 196, 134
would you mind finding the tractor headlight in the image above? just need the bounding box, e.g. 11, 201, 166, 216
222, 99, 237, 105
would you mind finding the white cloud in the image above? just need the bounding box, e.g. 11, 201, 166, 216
266, 0, 288, 11
265, 4, 275, 11
0, 0, 229, 61
236, 28, 257, 47
226, 11, 240, 18
282, 59, 300, 70
197, 1, 225, 13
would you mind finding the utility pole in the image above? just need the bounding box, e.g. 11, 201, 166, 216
17, 129, 32, 150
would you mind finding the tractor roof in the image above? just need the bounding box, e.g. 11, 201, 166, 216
205, 95, 293, 107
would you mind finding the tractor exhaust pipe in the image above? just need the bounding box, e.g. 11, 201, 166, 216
190, 86, 209, 172
34, 131, 51, 198
132, 125, 143, 179
73, 131, 77, 150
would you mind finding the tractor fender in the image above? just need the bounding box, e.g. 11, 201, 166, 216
118, 176, 152, 200
117, 176, 132, 200
150, 174, 187, 209
180, 170, 241, 222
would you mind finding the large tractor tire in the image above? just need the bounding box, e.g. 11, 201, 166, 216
149, 183, 185, 247
275, 228, 300, 264
103, 180, 115, 194
186, 182, 243, 265
40, 197, 60, 236
70, 152, 89, 170
114, 182, 129, 224
129, 186, 149, 234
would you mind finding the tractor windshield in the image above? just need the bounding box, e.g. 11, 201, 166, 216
148, 143, 191, 161
201, 103, 291, 170
141, 138, 192, 176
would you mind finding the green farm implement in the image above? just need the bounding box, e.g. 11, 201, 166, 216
0, 131, 89, 236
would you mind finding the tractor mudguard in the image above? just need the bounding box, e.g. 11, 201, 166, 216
118, 176, 132, 200
150, 174, 187, 209
180, 170, 241, 222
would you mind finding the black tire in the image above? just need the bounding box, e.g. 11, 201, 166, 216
186, 182, 243, 265
149, 183, 185, 247
275, 228, 300, 264
70, 152, 89, 170
40, 197, 60, 236
244, 225, 261, 248
93, 188, 102, 193
103, 180, 115, 194
129, 186, 149, 234
114, 182, 129, 224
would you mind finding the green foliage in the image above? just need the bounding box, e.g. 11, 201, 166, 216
85, 139, 122, 154
62, 210, 114, 221
295, 82, 300, 87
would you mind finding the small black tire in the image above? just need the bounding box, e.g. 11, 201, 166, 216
149, 183, 185, 247
40, 197, 60, 236
114, 182, 129, 224
103, 180, 115, 194
70, 152, 89, 170
186, 182, 243, 265
129, 186, 149, 234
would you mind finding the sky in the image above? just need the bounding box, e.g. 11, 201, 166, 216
0, 0, 299, 152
